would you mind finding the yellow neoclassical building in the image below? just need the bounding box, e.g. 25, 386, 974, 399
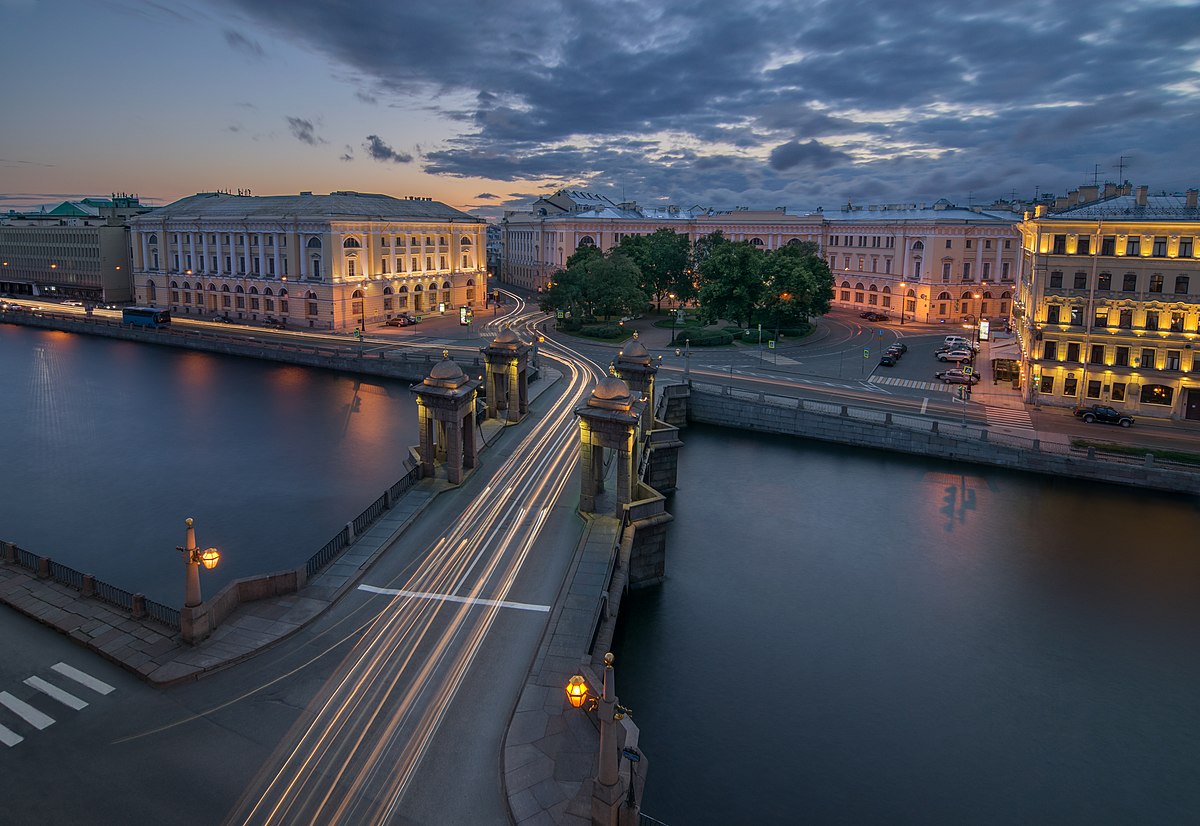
129, 191, 487, 330
1015, 185, 1200, 422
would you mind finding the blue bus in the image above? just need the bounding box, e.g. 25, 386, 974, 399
122, 307, 171, 327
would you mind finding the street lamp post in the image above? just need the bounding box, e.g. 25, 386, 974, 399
668, 293, 677, 344
898, 281, 906, 325
176, 517, 219, 608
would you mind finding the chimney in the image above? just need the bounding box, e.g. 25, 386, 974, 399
1034, 204, 1047, 218
1135, 186, 1148, 206
1103, 182, 1119, 198
1055, 195, 1070, 210
1079, 185, 1098, 203
1186, 189, 1198, 209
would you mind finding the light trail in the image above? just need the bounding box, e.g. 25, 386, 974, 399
227, 303, 606, 825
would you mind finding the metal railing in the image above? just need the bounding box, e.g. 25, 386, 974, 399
2, 542, 180, 630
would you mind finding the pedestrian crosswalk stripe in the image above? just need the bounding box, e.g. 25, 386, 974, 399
0, 691, 54, 730
869, 376, 954, 393
0, 723, 23, 747
986, 406, 1034, 431
51, 663, 115, 696
24, 676, 87, 710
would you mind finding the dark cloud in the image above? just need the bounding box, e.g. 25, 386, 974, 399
220, 0, 1200, 206
340, 145, 355, 162
769, 140, 849, 171
363, 135, 412, 164
223, 29, 264, 58
285, 117, 323, 146
474, 192, 499, 199
355, 90, 377, 105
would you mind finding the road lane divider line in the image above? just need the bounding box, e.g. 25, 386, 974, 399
357, 584, 550, 612
0, 723, 23, 747
24, 676, 87, 710
51, 663, 115, 695
0, 691, 55, 729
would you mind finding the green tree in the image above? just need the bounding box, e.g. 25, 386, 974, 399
616, 228, 692, 309
538, 248, 647, 322
696, 240, 764, 328
760, 242, 834, 326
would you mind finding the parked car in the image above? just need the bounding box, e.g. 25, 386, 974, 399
212, 314, 233, 323
885, 346, 905, 359
861, 311, 889, 321
935, 369, 980, 385
937, 349, 974, 363
888, 341, 908, 354
936, 342, 979, 355
879, 354, 898, 366
1072, 405, 1134, 427
62, 300, 84, 307
385, 317, 408, 327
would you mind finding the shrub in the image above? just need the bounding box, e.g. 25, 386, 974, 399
580, 324, 625, 340
677, 329, 734, 347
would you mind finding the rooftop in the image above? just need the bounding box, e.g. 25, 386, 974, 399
1045, 192, 1200, 222
136, 191, 483, 224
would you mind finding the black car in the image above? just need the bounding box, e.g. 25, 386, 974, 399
888, 341, 908, 354
879, 354, 898, 367
1072, 405, 1134, 427
861, 311, 889, 321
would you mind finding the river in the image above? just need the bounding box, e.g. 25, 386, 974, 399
0, 325, 418, 605
614, 424, 1200, 824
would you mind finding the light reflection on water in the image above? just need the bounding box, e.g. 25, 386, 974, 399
614, 424, 1200, 826
0, 325, 418, 604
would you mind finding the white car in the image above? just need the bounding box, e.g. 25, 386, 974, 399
62, 300, 84, 306
937, 349, 974, 363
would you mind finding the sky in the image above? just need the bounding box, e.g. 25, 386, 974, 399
2, 0, 1198, 220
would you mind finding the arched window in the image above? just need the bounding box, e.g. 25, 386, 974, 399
146, 280, 157, 301
786, 238, 802, 246
442, 280, 451, 289
305, 289, 318, 317
170, 281, 179, 289
912, 240, 924, 251
460, 237, 472, 246
235, 285, 244, 293
222, 285, 231, 293
148, 234, 158, 245
383, 286, 393, 295
750, 237, 764, 246
307, 237, 322, 249
343, 237, 361, 249
264, 287, 274, 295
578, 236, 596, 247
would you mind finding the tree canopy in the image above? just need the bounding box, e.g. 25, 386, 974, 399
538, 247, 648, 322
614, 228, 693, 309
694, 233, 833, 328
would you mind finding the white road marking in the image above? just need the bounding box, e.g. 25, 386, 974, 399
0, 723, 23, 747
357, 584, 551, 613
920, 398, 929, 414
24, 677, 87, 710
51, 663, 115, 696
0, 691, 54, 729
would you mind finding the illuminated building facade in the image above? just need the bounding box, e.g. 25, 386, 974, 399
0, 196, 150, 303
1016, 185, 1200, 421
129, 191, 487, 330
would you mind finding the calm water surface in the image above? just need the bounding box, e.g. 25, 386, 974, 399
614, 424, 1200, 825
0, 325, 418, 604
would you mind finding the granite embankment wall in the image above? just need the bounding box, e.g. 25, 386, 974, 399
0, 309, 482, 382
684, 382, 1200, 496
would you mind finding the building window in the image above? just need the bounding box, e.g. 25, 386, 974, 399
268, 258, 275, 276
1039, 375, 1054, 394
1140, 348, 1156, 369
1175, 275, 1190, 294
1070, 307, 1084, 326
1180, 237, 1194, 257
1166, 350, 1181, 370
1101, 236, 1115, 256
1119, 309, 1132, 328
1171, 312, 1185, 332
1126, 237, 1141, 256
963, 262, 971, 280
1073, 272, 1087, 289
1149, 273, 1163, 293
1152, 237, 1168, 257
1076, 237, 1090, 255
1043, 341, 1058, 360
1063, 375, 1078, 395
307, 301, 317, 316
966, 239, 973, 250
1049, 271, 1063, 288
1089, 344, 1104, 364
982, 262, 991, 280
1052, 235, 1067, 254
1115, 346, 1129, 366
253, 258, 260, 275
382, 259, 389, 275
1086, 380, 1102, 399
1140, 384, 1174, 405
942, 262, 951, 281
1002, 262, 1010, 280
1121, 273, 1136, 291
1146, 310, 1159, 330
1097, 272, 1111, 290
1093, 309, 1108, 328
1067, 342, 1081, 362
239, 256, 245, 274
1046, 305, 1061, 324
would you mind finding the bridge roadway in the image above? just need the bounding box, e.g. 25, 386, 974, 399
0, 293, 617, 824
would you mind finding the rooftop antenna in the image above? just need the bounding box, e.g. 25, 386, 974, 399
1090, 164, 1101, 186
1114, 155, 1129, 183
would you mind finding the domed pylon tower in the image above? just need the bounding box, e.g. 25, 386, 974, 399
481, 326, 531, 423
612, 331, 658, 432
573, 375, 647, 515
412, 351, 483, 484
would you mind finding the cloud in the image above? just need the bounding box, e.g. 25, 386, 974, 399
363, 135, 412, 164
474, 192, 499, 200
769, 140, 850, 171
223, 29, 264, 58
355, 90, 377, 104
222, 0, 1200, 207
286, 116, 324, 146
340, 145, 355, 162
